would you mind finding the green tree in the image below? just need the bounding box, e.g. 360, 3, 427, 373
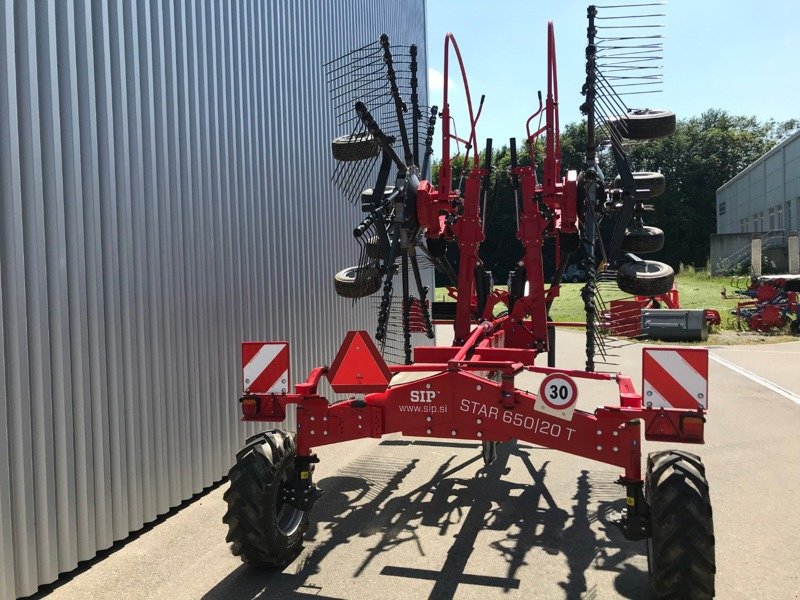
429, 110, 798, 278
609, 110, 797, 268
431, 139, 545, 283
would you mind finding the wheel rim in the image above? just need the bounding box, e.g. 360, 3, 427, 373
276, 468, 304, 536
631, 261, 663, 276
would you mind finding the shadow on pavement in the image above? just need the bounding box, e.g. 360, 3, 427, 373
203, 442, 648, 600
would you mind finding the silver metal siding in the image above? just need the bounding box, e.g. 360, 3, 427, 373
0, 1, 428, 597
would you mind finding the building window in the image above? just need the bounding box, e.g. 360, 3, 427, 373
777, 205, 783, 230
769, 208, 775, 231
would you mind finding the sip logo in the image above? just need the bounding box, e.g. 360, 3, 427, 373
410, 390, 438, 403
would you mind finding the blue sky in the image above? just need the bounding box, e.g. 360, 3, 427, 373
426, 0, 799, 146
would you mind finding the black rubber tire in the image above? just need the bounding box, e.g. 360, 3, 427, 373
646, 450, 715, 599
622, 226, 665, 254
570, 276, 580, 283
608, 109, 676, 140
223, 430, 309, 567
616, 260, 674, 296
613, 172, 666, 198
331, 133, 380, 162
334, 265, 382, 298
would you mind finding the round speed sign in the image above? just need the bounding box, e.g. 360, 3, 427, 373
538, 373, 578, 410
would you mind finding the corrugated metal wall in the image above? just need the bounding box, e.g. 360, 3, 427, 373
0, 1, 428, 598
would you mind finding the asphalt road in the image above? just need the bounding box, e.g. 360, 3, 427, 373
45, 330, 800, 600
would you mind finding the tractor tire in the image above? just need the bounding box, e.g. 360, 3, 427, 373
334, 265, 382, 298
223, 430, 309, 568
621, 226, 665, 254
608, 109, 676, 140
646, 450, 715, 599
331, 133, 381, 162
613, 172, 666, 198
616, 260, 674, 296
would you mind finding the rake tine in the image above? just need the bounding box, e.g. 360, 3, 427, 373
380, 35, 413, 167
322, 38, 382, 67
325, 55, 384, 82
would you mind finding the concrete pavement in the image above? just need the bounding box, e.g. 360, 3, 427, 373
42, 331, 800, 600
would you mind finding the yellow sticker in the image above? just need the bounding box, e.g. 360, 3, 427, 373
300, 471, 309, 480
626, 496, 635, 506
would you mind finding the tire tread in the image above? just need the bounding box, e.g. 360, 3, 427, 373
647, 450, 715, 599
223, 430, 308, 567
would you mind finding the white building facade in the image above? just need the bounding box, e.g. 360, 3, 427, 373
712, 130, 800, 272
0, 2, 428, 598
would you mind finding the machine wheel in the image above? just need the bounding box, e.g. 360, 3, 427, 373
608, 109, 676, 140
791, 319, 800, 335
223, 430, 309, 567
613, 172, 666, 197
334, 265, 382, 298
571, 275, 580, 283
616, 260, 674, 296
621, 226, 665, 254
646, 450, 715, 599
331, 133, 381, 161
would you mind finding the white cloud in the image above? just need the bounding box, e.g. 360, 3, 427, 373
428, 66, 453, 92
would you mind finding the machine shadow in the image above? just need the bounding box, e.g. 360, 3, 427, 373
202, 442, 649, 600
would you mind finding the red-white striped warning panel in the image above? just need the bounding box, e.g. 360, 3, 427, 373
242, 342, 290, 394
642, 347, 708, 410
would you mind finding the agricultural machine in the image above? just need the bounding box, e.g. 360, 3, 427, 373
599, 284, 721, 339
727, 275, 800, 334
223, 5, 715, 598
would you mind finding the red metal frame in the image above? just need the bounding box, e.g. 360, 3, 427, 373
243, 321, 706, 485
239, 27, 708, 491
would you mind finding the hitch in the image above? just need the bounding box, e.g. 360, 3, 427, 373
283, 454, 323, 512
611, 478, 651, 541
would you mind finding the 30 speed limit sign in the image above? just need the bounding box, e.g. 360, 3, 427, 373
535, 373, 578, 421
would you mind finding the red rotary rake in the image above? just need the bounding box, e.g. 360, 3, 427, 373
223, 6, 715, 598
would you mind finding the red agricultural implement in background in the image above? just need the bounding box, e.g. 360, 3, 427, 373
600, 284, 722, 338
726, 275, 800, 334
223, 5, 715, 599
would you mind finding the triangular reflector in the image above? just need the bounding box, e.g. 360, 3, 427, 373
328, 331, 392, 393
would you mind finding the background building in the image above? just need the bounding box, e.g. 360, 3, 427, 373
712, 130, 800, 273
0, 2, 428, 598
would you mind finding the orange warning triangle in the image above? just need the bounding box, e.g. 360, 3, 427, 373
328, 331, 392, 393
